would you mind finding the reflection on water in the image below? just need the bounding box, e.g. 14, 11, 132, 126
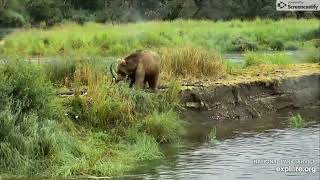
121, 107, 320, 180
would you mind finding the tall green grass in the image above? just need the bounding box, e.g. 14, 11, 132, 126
244, 51, 294, 67
0, 59, 184, 177
1, 19, 319, 57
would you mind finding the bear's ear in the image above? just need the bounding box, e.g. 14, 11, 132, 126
121, 59, 127, 66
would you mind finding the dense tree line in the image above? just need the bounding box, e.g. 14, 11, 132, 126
0, 0, 319, 27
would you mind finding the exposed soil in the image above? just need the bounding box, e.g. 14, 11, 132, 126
180, 64, 320, 121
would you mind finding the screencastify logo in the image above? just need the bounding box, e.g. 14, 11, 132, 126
276, 0, 320, 11
277, 1, 288, 8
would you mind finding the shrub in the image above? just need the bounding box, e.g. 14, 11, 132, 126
0, 60, 58, 118
70, 10, 94, 25
0, 61, 83, 176
95, 11, 110, 23
0, 108, 82, 176
284, 41, 299, 50
0, 10, 26, 27
231, 37, 258, 52
269, 39, 284, 51
302, 26, 320, 40
244, 52, 263, 67
312, 39, 320, 48
303, 47, 320, 63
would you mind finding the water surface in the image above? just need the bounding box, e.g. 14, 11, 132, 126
120, 107, 320, 180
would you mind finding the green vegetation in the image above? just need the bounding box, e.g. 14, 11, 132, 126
160, 46, 226, 80
143, 110, 185, 143
207, 126, 217, 143
244, 51, 294, 67
0, 17, 319, 178
225, 61, 244, 75
1, 19, 319, 57
1, 0, 319, 27
304, 47, 320, 63
288, 114, 305, 128
224, 51, 296, 75
0, 59, 184, 177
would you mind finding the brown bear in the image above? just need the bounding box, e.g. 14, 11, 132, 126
111, 50, 161, 91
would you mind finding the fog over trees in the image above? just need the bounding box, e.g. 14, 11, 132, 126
0, 0, 319, 27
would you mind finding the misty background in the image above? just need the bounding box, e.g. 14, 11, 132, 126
0, 0, 320, 27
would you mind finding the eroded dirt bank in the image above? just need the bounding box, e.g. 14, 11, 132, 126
180, 64, 320, 121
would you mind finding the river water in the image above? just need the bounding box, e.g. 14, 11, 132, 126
0, 28, 16, 40
120, 107, 320, 180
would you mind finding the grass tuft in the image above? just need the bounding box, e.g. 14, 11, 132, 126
207, 126, 217, 143
160, 45, 226, 80
1, 19, 319, 57
142, 110, 185, 143
244, 51, 294, 67
288, 114, 305, 128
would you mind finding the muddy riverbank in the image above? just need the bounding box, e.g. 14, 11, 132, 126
181, 64, 320, 121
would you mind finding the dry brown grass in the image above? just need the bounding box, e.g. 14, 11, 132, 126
188, 63, 320, 87
158, 46, 227, 81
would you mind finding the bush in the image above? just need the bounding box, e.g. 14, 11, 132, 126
95, 11, 110, 23
284, 41, 299, 50
312, 39, 320, 48
0, 10, 26, 27
0, 109, 85, 176
303, 47, 320, 63
70, 10, 95, 25
0, 60, 83, 176
231, 37, 258, 52
302, 26, 320, 40
269, 39, 284, 51
0, 60, 58, 118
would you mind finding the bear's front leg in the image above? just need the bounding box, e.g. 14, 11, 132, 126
134, 65, 145, 89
